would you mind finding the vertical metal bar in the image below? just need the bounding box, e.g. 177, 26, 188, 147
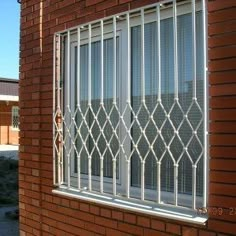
59, 36, 63, 185
174, 164, 178, 206
126, 160, 130, 198
173, 0, 178, 99
126, 13, 131, 103
77, 28, 81, 106
60, 36, 65, 185
57, 36, 61, 109
101, 20, 104, 105
77, 154, 81, 190
192, 164, 197, 209
53, 34, 56, 109
157, 161, 161, 204
141, 160, 145, 200
113, 16, 117, 104
88, 25, 92, 191
113, 159, 116, 196
202, 0, 208, 209
67, 31, 71, 107
88, 25, 92, 106
100, 157, 103, 193
157, 5, 161, 102
141, 9, 145, 103
56, 34, 61, 185
88, 156, 92, 191
53, 34, 56, 185
67, 31, 71, 189
67, 153, 71, 189
192, 0, 197, 99
77, 28, 81, 190
58, 149, 61, 185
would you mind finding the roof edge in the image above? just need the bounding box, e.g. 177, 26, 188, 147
0, 77, 19, 83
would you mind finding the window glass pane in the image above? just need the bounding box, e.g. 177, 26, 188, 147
131, 24, 141, 188
131, 12, 204, 197
161, 17, 174, 111
75, 38, 119, 179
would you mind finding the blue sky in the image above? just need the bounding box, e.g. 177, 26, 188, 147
0, 1, 20, 79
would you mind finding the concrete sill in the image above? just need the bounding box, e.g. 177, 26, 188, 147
53, 187, 207, 225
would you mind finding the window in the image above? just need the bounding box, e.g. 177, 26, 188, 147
12, 106, 19, 130
53, 0, 207, 223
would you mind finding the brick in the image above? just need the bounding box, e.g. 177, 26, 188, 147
166, 223, 181, 235
209, 46, 236, 60
106, 228, 130, 236
210, 171, 236, 184
210, 147, 236, 159
143, 228, 169, 236
96, 0, 118, 12
210, 159, 236, 171
105, 3, 129, 17
199, 230, 216, 236
57, 221, 93, 236
210, 84, 236, 96
70, 200, 79, 209
124, 213, 136, 224
90, 205, 100, 215
86, 0, 104, 7
100, 208, 111, 218
21, 224, 33, 234
151, 219, 165, 231
20, 230, 27, 236
209, 8, 236, 24
209, 20, 236, 36
61, 198, 70, 207
209, 58, 236, 72
208, 33, 236, 48
118, 222, 143, 235
210, 97, 236, 109
210, 121, 236, 134
57, 0, 76, 8
137, 216, 150, 228
209, 195, 236, 208
84, 222, 106, 235
95, 216, 117, 229
130, 0, 157, 9
112, 210, 123, 221
80, 202, 90, 212
210, 134, 236, 146
208, 0, 236, 12
182, 227, 197, 236
119, 0, 132, 4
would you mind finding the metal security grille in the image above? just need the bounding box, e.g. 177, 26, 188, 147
12, 106, 19, 130
53, 0, 207, 211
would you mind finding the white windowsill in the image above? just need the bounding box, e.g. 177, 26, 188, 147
52, 187, 207, 225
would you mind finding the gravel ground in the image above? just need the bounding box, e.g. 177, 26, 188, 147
0, 206, 19, 236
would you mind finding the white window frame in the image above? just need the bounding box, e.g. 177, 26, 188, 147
53, 0, 208, 224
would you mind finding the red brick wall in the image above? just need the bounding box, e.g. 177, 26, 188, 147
0, 101, 19, 145
19, 0, 236, 235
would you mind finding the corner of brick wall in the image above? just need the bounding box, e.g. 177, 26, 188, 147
19, 0, 236, 235
207, 0, 236, 235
